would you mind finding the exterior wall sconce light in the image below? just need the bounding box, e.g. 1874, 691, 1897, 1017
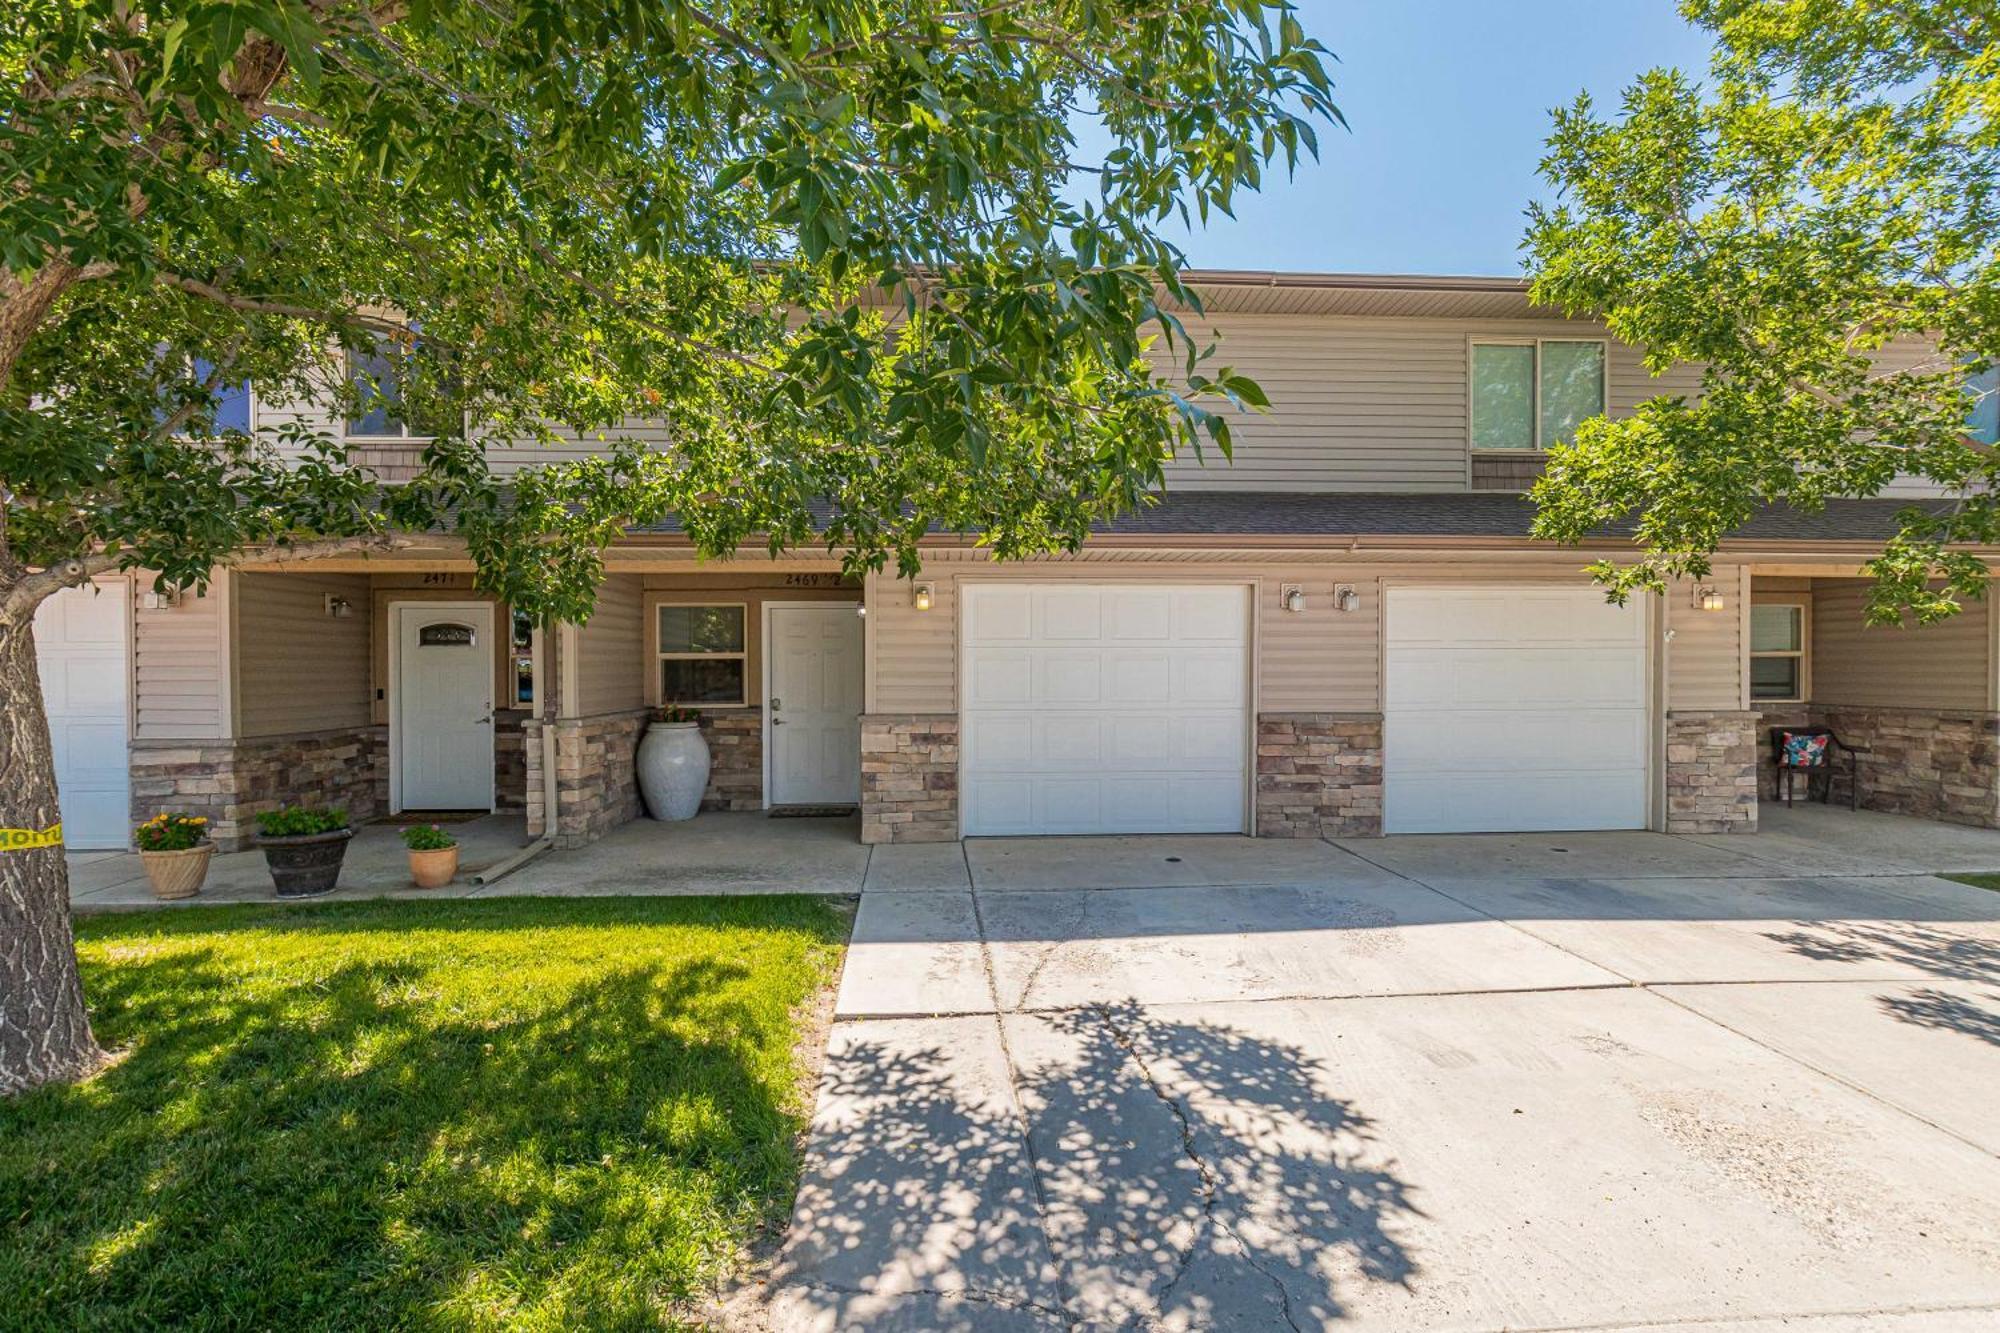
854, 604, 867, 618
1280, 584, 1306, 614
912, 582, 935, 612
1695, 586, 1727, 612
138, 587, 181, 611
1334, 584, 1361, 613
324, 594, 354, 618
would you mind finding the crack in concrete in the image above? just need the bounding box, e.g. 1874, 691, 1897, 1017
1090, 1001, 1305, 1333
969, 877, 1087, 1330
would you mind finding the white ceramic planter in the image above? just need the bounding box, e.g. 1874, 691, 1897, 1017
636, 721, 711, 821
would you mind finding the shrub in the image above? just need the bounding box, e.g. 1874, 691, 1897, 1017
255, 806, 350, 839
400, 824, 456, 851
133, 814, 210, 852
650, 704, 699, 724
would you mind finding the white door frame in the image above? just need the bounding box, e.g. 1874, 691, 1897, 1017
761, 600, 862, 809
953, 578, 1257, 837
387, 600, 497, 813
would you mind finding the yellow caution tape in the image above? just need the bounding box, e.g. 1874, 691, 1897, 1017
0, 823, 63, 851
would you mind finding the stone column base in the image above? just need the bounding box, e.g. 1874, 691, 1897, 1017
861, 714, 958, 844
697, 708, 764, 811
1255, 713, 1384, 838
524, 710, 647, 847
130, 726, 389, 851
1665, 710, 1759, 833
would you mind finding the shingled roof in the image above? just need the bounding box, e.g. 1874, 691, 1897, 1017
620, 491, 1958, 544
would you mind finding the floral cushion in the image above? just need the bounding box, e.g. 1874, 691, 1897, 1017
1781, 732, 1830, 768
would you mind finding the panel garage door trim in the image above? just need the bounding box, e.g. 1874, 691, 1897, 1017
1383, 585, 1651, 835
960, 582, 1252, 836
32, 579, 133, 850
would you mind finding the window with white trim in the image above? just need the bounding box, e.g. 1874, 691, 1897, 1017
345, 337, 449, 439
1470, 339, 1607, 451
510, 607, 538, 707
1965, 361, 1999, 446
1750, 603, 1807, 702
657, 604, 747, 705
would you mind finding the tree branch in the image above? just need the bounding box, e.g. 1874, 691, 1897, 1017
0, 534, 410, 626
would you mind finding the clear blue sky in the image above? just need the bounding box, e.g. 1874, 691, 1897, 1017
1164, 0, 1714, 277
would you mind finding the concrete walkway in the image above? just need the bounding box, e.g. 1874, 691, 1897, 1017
67, 810, 871, 907
768, 810, 2000, 1331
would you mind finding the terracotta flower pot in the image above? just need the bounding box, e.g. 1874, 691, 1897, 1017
139, 843, 214, 900
258, 828, 353, 898
408, 845, 459, 889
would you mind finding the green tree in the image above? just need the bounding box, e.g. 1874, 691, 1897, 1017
0, 0, 1334, 1093
1524, 0, 1998, 618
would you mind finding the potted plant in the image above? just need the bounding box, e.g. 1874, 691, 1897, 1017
401, 823, 459, 888
636, 703, 710, 821
133, 813, 214, 900
255, 806, 352, 898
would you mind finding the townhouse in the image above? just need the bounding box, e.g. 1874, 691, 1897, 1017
34, 271, 2000, 851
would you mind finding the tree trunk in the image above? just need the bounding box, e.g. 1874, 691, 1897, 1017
0, 613, 105, 1096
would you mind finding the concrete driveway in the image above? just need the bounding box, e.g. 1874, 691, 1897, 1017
766, 807, 2000, 1331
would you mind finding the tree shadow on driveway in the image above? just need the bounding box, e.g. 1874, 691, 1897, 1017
772, 998, 1420, 1330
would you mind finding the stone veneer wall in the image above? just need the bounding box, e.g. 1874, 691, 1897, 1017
860, 714, 958, 844
1255, 713, 1384, 837
130, 725, 388, 851
696, 709, 763, 811
1664, 710, 1759, 833
1811, 705, 2000, 827
524, 709, 647, 847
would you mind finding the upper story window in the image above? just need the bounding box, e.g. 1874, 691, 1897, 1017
1471, 339, 1606, 451
154, 356, 251, 434
1965, 362, 1999, 446
345, 341, 422, 439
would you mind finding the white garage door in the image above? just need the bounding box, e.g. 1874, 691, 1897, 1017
961, 584, 1250, 835
32, 582, 132, 849
1384, 587, 1649, 834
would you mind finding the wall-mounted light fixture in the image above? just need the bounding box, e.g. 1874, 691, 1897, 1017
1334, 584, 1361, 613
912, 582, 935, 612
138, 587, 181, 611
1280, 583, 1306, 614
1695, 585, 1727, 612
324, 594, 354, 618
854, 604, 867, 619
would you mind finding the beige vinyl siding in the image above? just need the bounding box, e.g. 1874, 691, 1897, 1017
1811, 580, 1992, 710
1155, 315, 1707, 493
1666, 567, 1750, 711
868, 551, 1663, 715
233, 572, 372, 737
574, 574, 646, 715
132, 573, 231, 740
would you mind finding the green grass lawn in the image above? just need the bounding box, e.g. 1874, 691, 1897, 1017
1944, 872, 2000, 892
0, 895, 849, 1330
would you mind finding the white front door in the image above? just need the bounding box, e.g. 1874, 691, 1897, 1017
32, 581, 131, 849
394, 604, 495, 811
1383, 586, 1650, 834
767, 604, 863, 806
960, 583, 1251, 836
